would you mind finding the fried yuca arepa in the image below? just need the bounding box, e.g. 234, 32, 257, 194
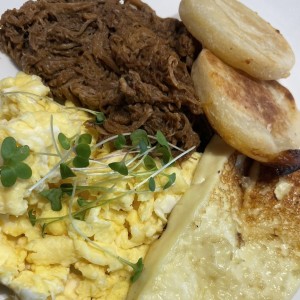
179, 0, 295, 80
127, 136, 300, 300
191, 49, 300, 175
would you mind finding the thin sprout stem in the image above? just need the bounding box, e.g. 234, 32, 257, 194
68, 181, 121, 262
87, 148, 140, 169
87, 159, 112, 166
72, 149, 142, 176
134, 146, 195, 190
127, 158, 144, 172
28, 147, 73, 193
127, 146, 156, 172
64, 106, 99, 115
42, 218, 64, 231
91, 151, 126, 162
35, 187, 155, 227
1, 91, 46, 98
35, 216, 67, 223
129, 170, 156, 178
50, 115, 62, 159
62, 184, 115, 193
92, 133, 131, 150
74, 170, 120, 177
147, 134, 185, 152
77, 172, 133, 179
35, 152, 61, 157
0, 91, 47, 102
0, 92, 35, 104
63, 108, 183, 154
71, 165, 110, 172
74, 195, 119, 214
0, 91, 70, 110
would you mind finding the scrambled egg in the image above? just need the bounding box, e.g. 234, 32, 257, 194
0, 73, 200, 300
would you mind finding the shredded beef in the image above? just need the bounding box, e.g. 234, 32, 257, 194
0, 0, 206, 150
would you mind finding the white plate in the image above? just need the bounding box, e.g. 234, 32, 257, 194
0, 1, 300, 299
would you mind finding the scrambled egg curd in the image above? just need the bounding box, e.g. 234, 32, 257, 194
0, 73, 200, 300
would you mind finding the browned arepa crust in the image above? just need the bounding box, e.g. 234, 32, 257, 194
0, 0, 205, 150
192, 50, 300, 175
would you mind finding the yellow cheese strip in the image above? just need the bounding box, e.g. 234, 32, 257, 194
127, 136, 234, 299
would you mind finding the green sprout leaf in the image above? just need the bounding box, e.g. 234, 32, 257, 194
95, 112, 105, 125
75, 143, 91, 158
157, 145, 173, 165
1, 137, 17, 160
138, 140, 148, 154
163, 173, 176, 190
0, 166, 17, 187
28, 209, 37, 226
148, 177, 156, 192
73, 143, 91, 168
58, 133, 71, 150
114, 134, 126, 150
74, 210, 86, 221
41, 223, 47, 237
130, 258, 144, 283
156, 130, 169, 148
108, 161, 128, 176
73, 156, 90, 168
0, 137, 32, 187
77, 197, 89, 207
60, 163, 76, 179
19, 126, 193, 283
78, 133, 92, 145
12, 145, 30, 162
143, 155, 157, 170
40, 188, 63, 211
155, 131, 173, 164
130, 129, 150, 148
14, 162, 32, 179
60, 183, 74, 196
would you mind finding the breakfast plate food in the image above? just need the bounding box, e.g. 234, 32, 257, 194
0, 0, 300, 300
0, 0, 299, 106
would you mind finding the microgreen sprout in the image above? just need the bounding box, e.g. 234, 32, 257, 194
26, 111, 194, 282
0, 137, 32, 187
130, 129, 150, 152
28, 209, 37, 226
60, 163, 76, 179
2, 90, 195, 283
143, 155, 157, 170
95, 112, 106, 125
148, 177, 156, 192
163, 172, 176, 190
78, 133, 92, 144
40, 188, 64, 211
50, 115, 63, 158
108, 161, 129, 175
65, 106, 106, 125
114, 134, 126, 150
156, 130, 170, 148
73, 143, 91, 168
66, 181, 144, 282
36, 127, 193, 208
58, 133, 71, 150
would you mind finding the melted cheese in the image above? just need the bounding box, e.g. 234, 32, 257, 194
127, 136, 234, 299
